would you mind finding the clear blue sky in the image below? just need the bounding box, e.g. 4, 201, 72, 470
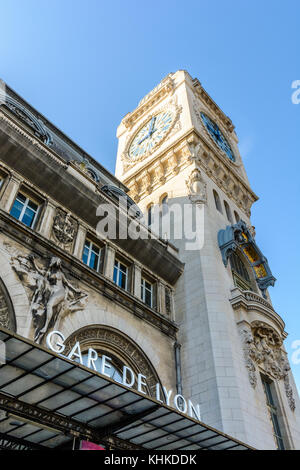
1, 0, 300, 389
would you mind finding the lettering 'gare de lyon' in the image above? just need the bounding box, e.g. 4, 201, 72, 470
0, 70, 299, 451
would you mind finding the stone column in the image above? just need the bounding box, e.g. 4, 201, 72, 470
157, 281, 166, 314
73, 224, 87, 259
0, 174, 22, 212
103, 244, 116, 281
37, 200, 56, 238
133, 263, 142, 299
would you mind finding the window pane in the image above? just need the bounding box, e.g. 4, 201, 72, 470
113, 265, 118, 284
22, 207, 36, 227
119, 271, 127, 289
89, 251, 99, 271
145, 289, 152, 307
10, 199, 24, 220
82, 245, 90, 265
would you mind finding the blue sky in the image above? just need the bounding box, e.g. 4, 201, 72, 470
1, 0, 300, 389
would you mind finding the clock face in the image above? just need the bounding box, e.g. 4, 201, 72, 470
128, 111, 173, 159
200, 113, 235, 162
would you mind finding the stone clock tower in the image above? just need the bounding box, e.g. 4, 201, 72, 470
115, 70, 300, 449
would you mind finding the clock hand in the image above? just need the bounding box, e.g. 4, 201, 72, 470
138, 134, 150, 145
149, 117, 156, 136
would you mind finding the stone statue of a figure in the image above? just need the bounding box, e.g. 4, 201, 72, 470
11, 254, 88, 343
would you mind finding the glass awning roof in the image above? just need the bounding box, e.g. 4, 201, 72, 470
0, 327, 254, 450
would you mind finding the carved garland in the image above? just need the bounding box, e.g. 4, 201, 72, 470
240, 321, 295, 411
65, 325, 161, 397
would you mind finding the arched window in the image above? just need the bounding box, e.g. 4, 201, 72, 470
65, 326, 161, 397
161, 195, 168, 216
229, 251, 253, 291
147, 204, 153, 226
224, 201, 233, 223
234, 211, 240, 223
213, 190, 222, 213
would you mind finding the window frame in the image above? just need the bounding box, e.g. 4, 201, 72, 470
213, 190, 222, 213
10, 191, 40, 229
261, 375, 286, 450
113, 258, 129, 291
82, 239, 102, 273
141, 277, 153, 308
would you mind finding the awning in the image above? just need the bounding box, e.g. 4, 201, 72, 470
0, 327, 254, 450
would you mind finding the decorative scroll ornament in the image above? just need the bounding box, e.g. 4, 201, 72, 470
218, 220, 276, 298
186, 168, 207, 204
52, 209, 77, 245
11, 254, 88, 343
0, 91, 52, 145
240, 322, 295, 411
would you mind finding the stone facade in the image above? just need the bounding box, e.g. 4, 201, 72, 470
115, 70, 300, 449
0, 71, 299, 450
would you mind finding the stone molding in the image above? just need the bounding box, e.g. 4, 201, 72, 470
121, 96, 182, 169
0, 211, 178, 340
122, 74, 175, 130
64, 325, 161, 397
230, 288, 286, 337
125, 131, 257, 217
239, 321, 295, 411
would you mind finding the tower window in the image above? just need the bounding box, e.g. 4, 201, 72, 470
261, 376, 285, 450
10, 192, 39, 228
147, 204, 153, 226
141, 278, 153, 308
234, 211, 240, 223
161, 195, 168, 216
113, 259, 128, 290
82, 240, 101, 272
229, 251, 252, 291
224, 201, 233, 223
213, 190, 222, 213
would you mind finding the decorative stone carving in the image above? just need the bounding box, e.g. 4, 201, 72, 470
0, 91, 52, 145
121, 96, 182, 166
52, 209, 77, 246
0, 281, 16, 331
70, 158, 100, 183
186, 168, 207, 204
11, 254, 88, 343
218, 220, 276, 298
240, 322, 295, 411
65, 326, 161, 397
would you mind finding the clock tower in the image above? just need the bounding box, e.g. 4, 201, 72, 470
115, 70, 300, 449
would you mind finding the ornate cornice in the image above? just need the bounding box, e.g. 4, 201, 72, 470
125, 130, 258, 217
192, 78, 235, 133
0, 109, 67, 168
230, 288, 286, 336
0, 210, 178, 340
122, 75, 175, 130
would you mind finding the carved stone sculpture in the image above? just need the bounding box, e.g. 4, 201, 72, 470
52, 209, 77, 245
240, 322, 295, 411
186, 168, 207, 204
11, 254, 88, 343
